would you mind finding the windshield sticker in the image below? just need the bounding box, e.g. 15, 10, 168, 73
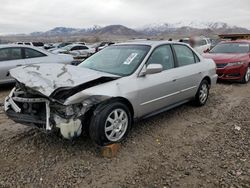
123, 53, 138, 65
239, 44, 249, 47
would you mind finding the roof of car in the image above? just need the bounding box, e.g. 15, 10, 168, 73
220, 40, 250, 44
0, 44, 50, 54
0, 44, 35, 48
67, 44, 87, 47
115, 40, 185, 47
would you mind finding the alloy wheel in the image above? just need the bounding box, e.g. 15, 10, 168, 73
245, 67, 250, 82
199, 83, 208, 104
104, 108, 128, 142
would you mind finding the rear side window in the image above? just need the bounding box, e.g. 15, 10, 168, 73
71, 46, 79, 51
0, 48, 22, 61
78, 46, 88, 50
24, 48, 46, 58
71, 46, 88, 51
32, 42, 44, 47
173, 45, 196, 67
147, 45, 174, 70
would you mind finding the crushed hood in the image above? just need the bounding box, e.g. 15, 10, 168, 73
10, 63, 119, 97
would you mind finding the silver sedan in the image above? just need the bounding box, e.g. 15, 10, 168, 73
5, 41, 217, 146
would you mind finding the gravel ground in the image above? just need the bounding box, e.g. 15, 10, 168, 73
0, 83, 249, 188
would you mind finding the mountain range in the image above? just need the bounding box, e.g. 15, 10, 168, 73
27, 21, 249, 38
1, 21, 249, 44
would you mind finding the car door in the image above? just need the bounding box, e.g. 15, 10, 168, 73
0, 47, 25, 83
136, 45, 181, 117
23, 47, 49, 64
77, 46, 89, 54
172, 44, 203, 101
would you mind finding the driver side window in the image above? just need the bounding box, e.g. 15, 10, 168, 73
147, 45, 174, 70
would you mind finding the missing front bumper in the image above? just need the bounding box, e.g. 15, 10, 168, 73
5, 88, 52, 130
4, 87, 83, 139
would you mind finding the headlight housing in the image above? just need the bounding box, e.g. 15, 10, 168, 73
65, 105, 75, 116
226, 62, 245, 67
53, 103, 82, 118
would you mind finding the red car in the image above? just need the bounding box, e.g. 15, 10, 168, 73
203, 40, 250, 83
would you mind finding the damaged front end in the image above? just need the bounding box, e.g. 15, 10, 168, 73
4, 83, 110, 139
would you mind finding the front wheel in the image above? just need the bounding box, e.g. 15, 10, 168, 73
241, 67, 250, 84
194, 80, 209, 106
89, 102, 132, 146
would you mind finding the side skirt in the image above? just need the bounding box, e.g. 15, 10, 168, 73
134, 99, 192, 122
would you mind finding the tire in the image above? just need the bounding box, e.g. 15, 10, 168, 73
89, 101, 132, 146
194, 79, 209, 106
241, 67, 250, 84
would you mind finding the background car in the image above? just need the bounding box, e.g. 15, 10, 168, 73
0, 44, 74, 84
44, 43, 54, 50
95, 41, 115, 52
51, 44, 95, 55
203, 40, 250, 83
16, 42, 44, 48
48, 42, 73, 52
180, 37, 211, 54
5, 41, 217, 146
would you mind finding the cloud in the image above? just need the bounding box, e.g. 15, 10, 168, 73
0, 0, 249, 34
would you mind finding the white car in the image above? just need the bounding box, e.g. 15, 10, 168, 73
16, 42, 44, 49
51, 44, 95, 57
180, 37, 211, 54
0, 45, 74, 84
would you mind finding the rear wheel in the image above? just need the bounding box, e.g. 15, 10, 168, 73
89, 101, 131, 146
241, 67, 250, 84
194, 80, 209, 106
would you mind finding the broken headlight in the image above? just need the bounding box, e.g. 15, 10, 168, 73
65, 105, 74, 116
53, 104, 82, 118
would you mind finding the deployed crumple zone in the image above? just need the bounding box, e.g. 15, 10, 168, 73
5, 41, 217, 146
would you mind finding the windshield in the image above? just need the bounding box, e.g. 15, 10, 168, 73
210, 43, 250, 54
79, 45, 151, 76
58, 43, 72, 48
61, 45, 73, 51
182, 39, 190, 44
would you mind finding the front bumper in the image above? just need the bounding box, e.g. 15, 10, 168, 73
216, 65, 247, 81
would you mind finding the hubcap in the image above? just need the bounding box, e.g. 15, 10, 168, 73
199, 84, 208, 104
104, 109, 128, 142
245, 67, 250, 82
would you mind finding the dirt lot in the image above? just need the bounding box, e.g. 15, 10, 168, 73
0, 83, 249, 188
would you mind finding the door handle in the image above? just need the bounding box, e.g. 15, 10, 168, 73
172, 77, 178, 82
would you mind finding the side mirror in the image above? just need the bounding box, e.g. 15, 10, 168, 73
204, 49, 210, 53
140, 64, 163, 76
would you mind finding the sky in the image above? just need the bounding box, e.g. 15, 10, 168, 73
0, 0, 249, 34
